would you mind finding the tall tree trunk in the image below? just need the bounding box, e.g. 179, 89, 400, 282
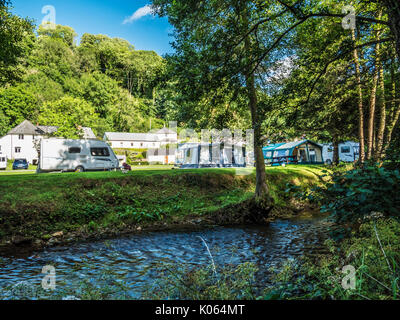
246, 71, 270, 200
383, 0, 400, 60
376, 61, 387, 161
384, 68, 400, 153
241, 11, 271, 203
367, 12, 383, 160
367, 64, 379, 160
332, 137, 339, 165
352, 29, 365, 163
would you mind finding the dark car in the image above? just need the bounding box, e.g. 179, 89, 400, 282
121, 162, 132, 171
13, 158, 29, 170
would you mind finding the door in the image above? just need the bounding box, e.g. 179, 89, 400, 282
299, 149, 306, 162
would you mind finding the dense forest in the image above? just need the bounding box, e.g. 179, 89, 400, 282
0, 2, 177, 138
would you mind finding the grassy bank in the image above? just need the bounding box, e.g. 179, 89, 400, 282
0, 165, 326, 252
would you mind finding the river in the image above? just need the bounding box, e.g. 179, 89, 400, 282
0, 215, 331, 299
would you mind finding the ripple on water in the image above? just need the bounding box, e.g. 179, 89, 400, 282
0, 216, 331, 298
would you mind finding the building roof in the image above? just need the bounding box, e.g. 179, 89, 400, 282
37, 125, 58, 135
81, 127, 96, 139
104, 132, 159, 142
7, 120, 45, 135
7, 120, 97, 139
156, 127, 176, 135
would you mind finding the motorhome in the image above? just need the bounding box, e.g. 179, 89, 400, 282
322, 141, 360, 164
38, 138, 119, 173
0, 154, 7, 170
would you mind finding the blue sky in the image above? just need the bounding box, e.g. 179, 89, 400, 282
11, 0, 174, 56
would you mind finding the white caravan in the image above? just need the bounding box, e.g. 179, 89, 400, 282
38, 138, 119, 173
322, 141, 360, 164
0, 154, 7, 170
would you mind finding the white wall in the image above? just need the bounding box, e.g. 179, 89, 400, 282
0, 134, 42, 164
111, 140, 160, 149
157, 133, 178, 144
107, 137, 178, 164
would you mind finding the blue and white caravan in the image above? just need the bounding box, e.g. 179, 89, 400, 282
176, 142, 247, 168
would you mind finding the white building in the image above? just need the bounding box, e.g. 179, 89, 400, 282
103, 127, 178, 164
0, 120, 96, 165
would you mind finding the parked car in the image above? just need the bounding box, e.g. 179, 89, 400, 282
121, 163, 132, 171
13, 158, 29, 170
37, 138, 119, 173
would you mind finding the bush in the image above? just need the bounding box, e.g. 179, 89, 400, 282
130, 161, 150, 166
293, 166, 400, 225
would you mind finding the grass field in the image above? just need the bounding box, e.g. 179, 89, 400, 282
0, 164, 173, 175
0, 165, 327, 248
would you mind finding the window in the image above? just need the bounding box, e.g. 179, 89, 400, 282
341, 146, 351, 154
276, 150, 287, 157
15, 147, 21, 153
68, 147, 81, 154
18, 134, 24, 140
1, 157, 5, 162
90, 147, 110, 157
327, 147, 334, 153
131, 143, 134, 147
140, 143, 143, 147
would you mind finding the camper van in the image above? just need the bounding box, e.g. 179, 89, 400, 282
0, 154, 7, 170
38, 138, 119, 173
322, 141, 360, 164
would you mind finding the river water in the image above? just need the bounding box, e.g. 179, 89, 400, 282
0, 215, 331, 299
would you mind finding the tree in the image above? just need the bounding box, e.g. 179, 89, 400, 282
31, 29, 80, 83
0, 85, 38, 135
38, 96, 99, 139
0, 0, 35, 86
152, 0, 284, 204
351, 28, 365, 163
37, 24, 77, 48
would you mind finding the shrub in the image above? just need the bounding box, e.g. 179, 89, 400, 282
291, 166, 400, 225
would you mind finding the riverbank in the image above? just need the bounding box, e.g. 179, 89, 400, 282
0, 166, 327, 255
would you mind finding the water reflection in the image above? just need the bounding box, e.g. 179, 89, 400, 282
0, 216, 331, 298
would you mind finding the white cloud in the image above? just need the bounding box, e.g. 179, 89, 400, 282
123, 5, 154, 24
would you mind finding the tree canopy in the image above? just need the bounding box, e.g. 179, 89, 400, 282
0, 1, 167, 138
